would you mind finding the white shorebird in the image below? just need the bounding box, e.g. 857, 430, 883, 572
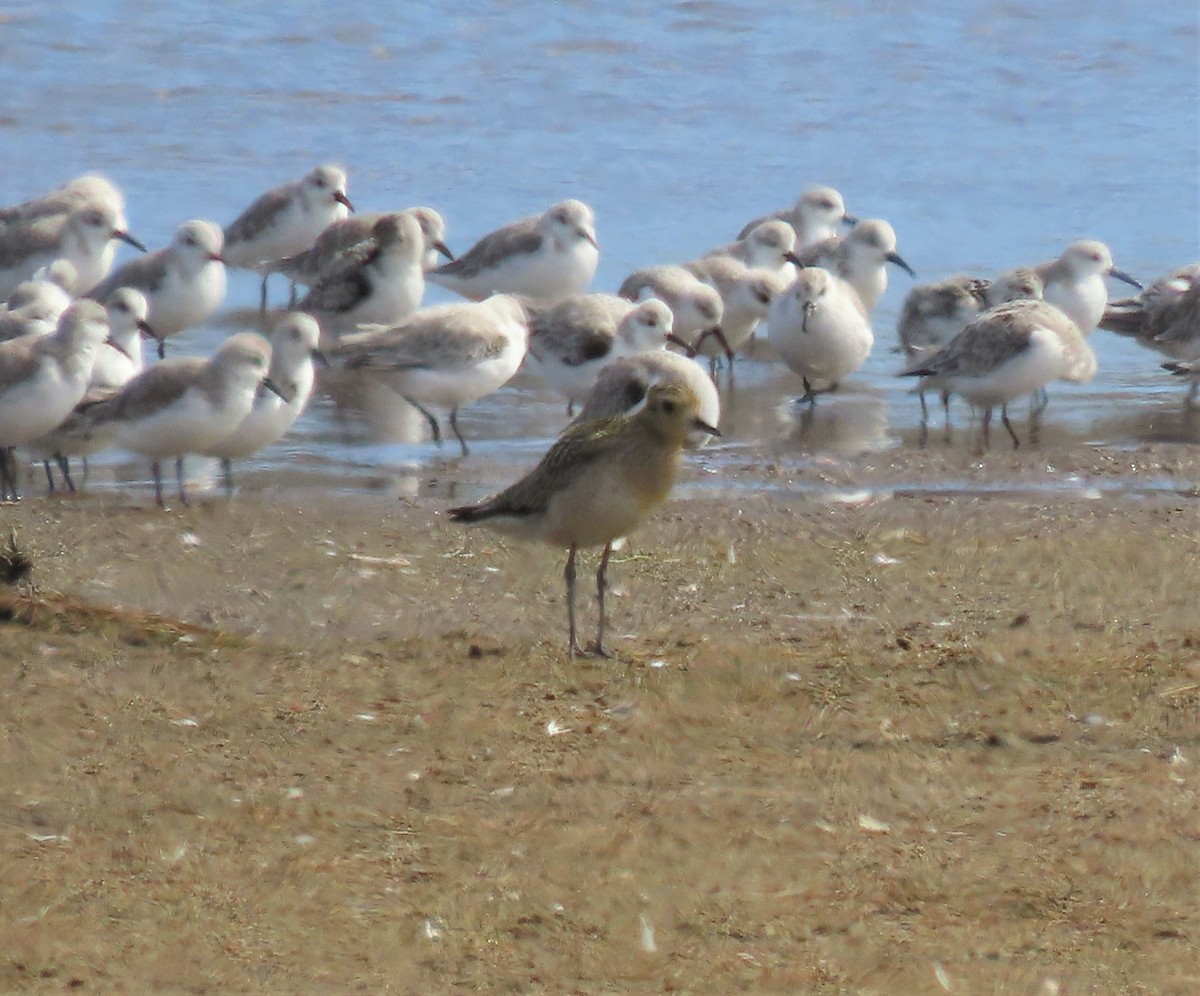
202, 313, 324, 493
1033, 240, 1141, 334
428, 199, 598, 302
900, 299, 1095, 449
450, 381, 718, 659
32, 288, 159, 492
768, 267, 875, 404
736, 185, 856, 247
0, 299, 111, 499
0, 174, 128, 230
0, 204, 145, 301
87, 220, 227, 353
689, 258, 790, 369
334, 294, 529, 455
898, 267, 1044, 359
699, 219, 799, 284
75, 332, 281, 506
271, 207, 453, 294
792, 218, 915, 312
575, 349, 721, 449
617, 265, 724, 351
299, 213, 426, 346
525, 295, 688, 412
222, 165, 353, 309
0, 261, 78, 343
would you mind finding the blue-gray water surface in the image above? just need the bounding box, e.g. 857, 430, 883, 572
1, 2, 1197, 501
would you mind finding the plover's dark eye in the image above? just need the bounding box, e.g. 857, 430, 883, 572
662, 399, 676, 414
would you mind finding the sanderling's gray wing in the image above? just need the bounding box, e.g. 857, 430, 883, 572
430, 217, 541, 281
86, 249, 171, 300
299, 260, 373, 314
343, 322, 506, 373
82, 359, 206, 424
224, 187, 295, 245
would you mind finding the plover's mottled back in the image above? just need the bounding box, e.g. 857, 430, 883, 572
793, 218, 915, 312
335, 293, 528, 454
87, 220, 226, 345
0, 204, 145, 301
450, 381, 718, 659
1034, 240, 1141, 335
736, 185, 855, 248
428, 199, 598, 302
769, 267, 874, 404
300, 213, 426, 345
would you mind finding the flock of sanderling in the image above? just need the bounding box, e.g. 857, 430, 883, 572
1, 166, 1196, 653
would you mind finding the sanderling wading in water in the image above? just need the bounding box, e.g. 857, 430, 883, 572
87, 220, 226, 356
0, 299, 111, 500
202, 312, 325, 494
0, 204, 146, 301
299, 213, 426, 346
900, 298, 1095, 450
768, 267, 875, 405
792, 218, 915, 312
449, 381, 719, 660
1032, 240, 1141, 335
428, 199, 598, 303
222, 165, 353, 310
618, 265, 724, 355
74, 332, 282, 507
333, 293, 529, 455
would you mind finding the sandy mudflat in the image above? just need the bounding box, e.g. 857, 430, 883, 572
1, 469, 1198, 992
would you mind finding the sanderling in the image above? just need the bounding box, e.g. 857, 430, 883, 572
0, 204, 145, 301
898, 267, 1045, 359
222, 165, 353, 309
1033, 240, 1142, 335
0, 299, 111, 499
900, 299, 1095, 449
768, 267, 874, 404
299, 213, 426, 345
32, 288, 158, 491
793, 218, 915, 312
87, 221, 226, 352
1101, 264, 1200, 358
617, 265, 724, 352
525, 295, 688, 412
0, 174, 128, 230
450, 381, 718, 659
76, 332, 281, 506
428, 199, 598, 302
736, 185, 856, 247
334, 293, 529, 455
688, 257, 791, 368
202, 312, 324, 493
574, 349, 721, 449
271, 207, 453, 296
700, 219, 798, 284
0, 261, 77, 343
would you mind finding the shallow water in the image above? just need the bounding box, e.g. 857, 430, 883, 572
1, 1, 1197, 501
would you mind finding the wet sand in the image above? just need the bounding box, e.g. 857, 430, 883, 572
1, 455, 1198, 991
